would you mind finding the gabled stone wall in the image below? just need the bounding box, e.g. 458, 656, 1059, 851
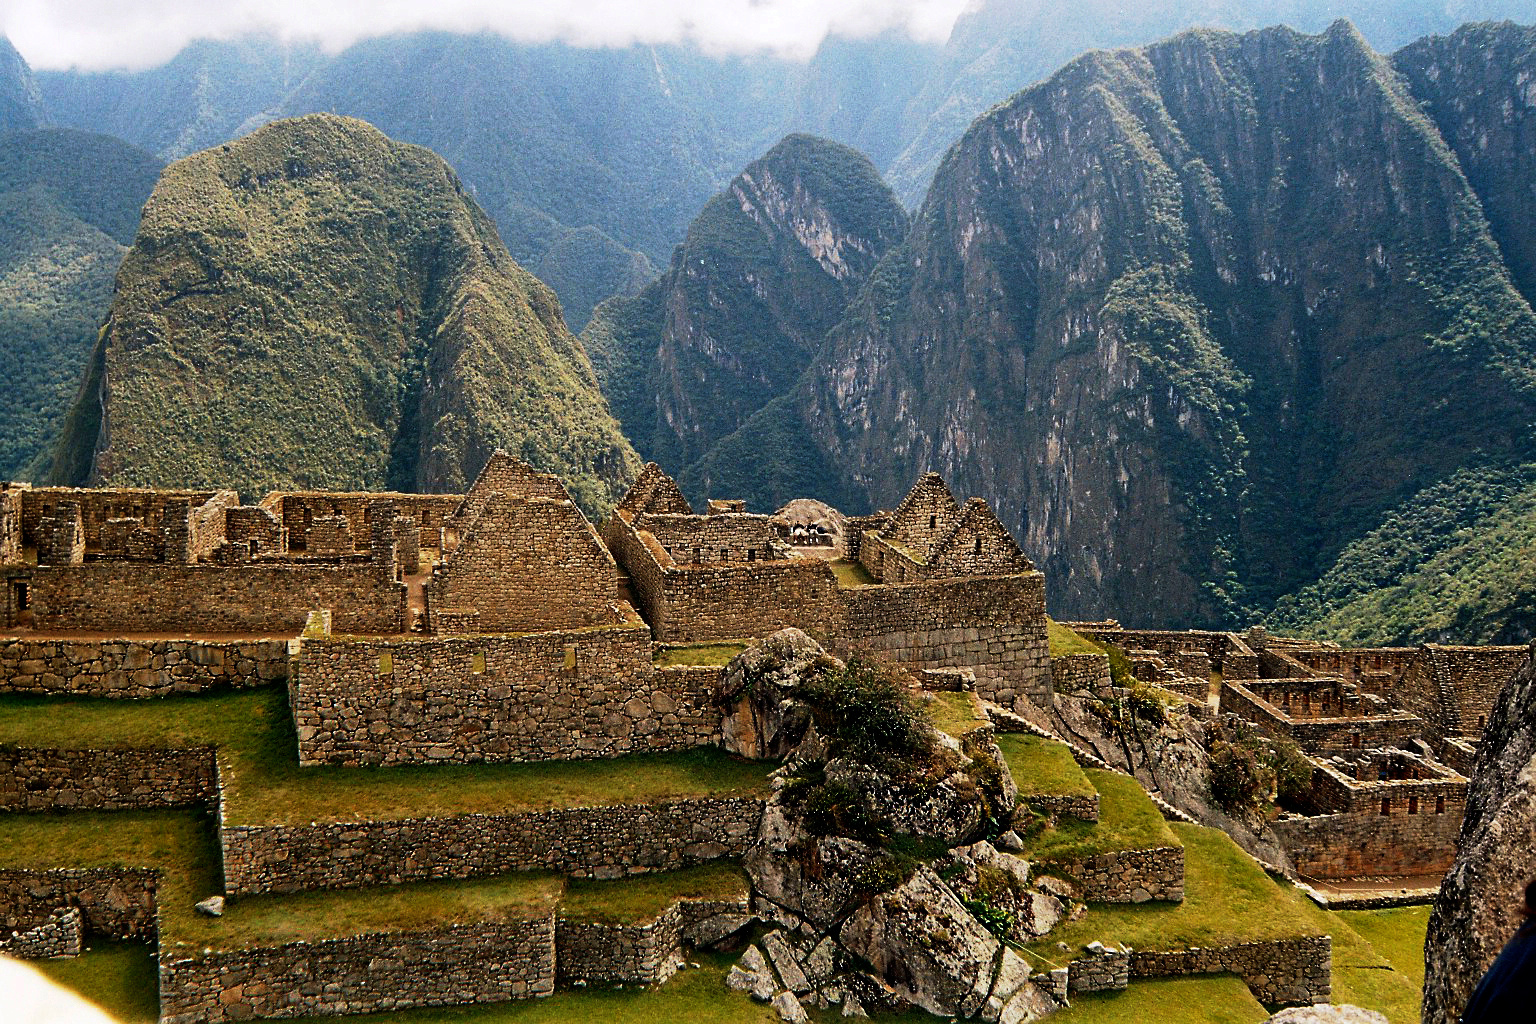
428, 494, 618, 633
634, 511, 783, 564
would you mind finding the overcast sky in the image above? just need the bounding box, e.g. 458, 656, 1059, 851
0, 0, 971, 71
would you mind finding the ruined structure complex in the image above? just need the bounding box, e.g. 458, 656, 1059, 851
0, 454, 1525, 1020
1056, 624, 1524, 884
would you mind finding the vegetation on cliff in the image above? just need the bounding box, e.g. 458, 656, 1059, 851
48, 114, 640, 508
0, 128, 162, 480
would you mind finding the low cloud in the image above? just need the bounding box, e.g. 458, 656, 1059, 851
0, 0, 970, 71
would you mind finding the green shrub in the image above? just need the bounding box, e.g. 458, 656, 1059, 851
1207, 739, 1274, 815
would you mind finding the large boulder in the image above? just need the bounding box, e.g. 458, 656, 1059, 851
839, 865, 1050, 1022
1422, 645, 1536, 1024
720, 628, 840, 759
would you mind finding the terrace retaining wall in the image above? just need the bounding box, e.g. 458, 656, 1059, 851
158, 917, 556, 1024
557, 897, 749, 985
0, 746, 217, 812
221, 798, 765, 895
1045, 846, 1184, 902
0, 637, 291, 696
1130, 934, 1332, 1006
0, 907, 82, 958
0, 868, 159, 940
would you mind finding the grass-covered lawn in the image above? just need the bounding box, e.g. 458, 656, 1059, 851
1330, 906, 1430, 1023
1026, 822, 1321, 969
653, 643, 749, 667
1051, 975, 1267, 1024
828, 558, 875, 588
1020, 769, 1179, 864
924, 690, 989, 737
995, 733, 1096, 800
560, 862, 749, 925
1048, 619, 1106, 657
33, 941, 160, 1024
0, 687, 772, 825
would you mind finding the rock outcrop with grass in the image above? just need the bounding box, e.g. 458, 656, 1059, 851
50, 113, 640, 510
1422, 643, 1536, 1024
721, 629, 1062, 1021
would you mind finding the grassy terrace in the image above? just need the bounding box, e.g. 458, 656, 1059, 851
924, 690, 989, 737
1054, 976, 1267, 1024
995, 732, 1096, 801
0, 687, 772, 825
1048, 618, 1106, 657
653, 642, 749, 667
1019, 769, 1179, 863
560, 861, 748, 924
828, 558, 876, 588
0, 810, 566, 951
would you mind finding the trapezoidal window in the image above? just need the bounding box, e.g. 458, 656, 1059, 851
1408, 795, 1419, 815
1380, 797, 1391, 816
1436, 795, 1446, 814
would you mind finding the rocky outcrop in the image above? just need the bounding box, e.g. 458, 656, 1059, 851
1265, 1006, 1386, 1024
1422, 645, 1536, 1024
723, 630, 1059, 1022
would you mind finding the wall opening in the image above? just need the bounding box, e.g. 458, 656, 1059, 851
1380, 797, 1391, 816
1408, 795, 1419, 815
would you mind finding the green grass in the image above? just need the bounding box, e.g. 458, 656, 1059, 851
1020, 769, 1179, 864
0, 687, 772, 825
1329, 906, 1430, 1023
995, 733, 1096, 800
653, 643, 749, 667
828, 559, 876, 588
32, 941, 160, 1024
560, 862, 748, 925
1050, 975, 1268, 1024
1027, 823, 1321, 969
924, 690, 988, 738
1049, 619, 1106, 657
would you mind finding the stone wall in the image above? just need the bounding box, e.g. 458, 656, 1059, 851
159, 917, 556, 1024
20, 488, 216, 552
1130, 934, 1332, 1006
225, 505, 286, 555
0, 637, 290, 696
0, 746, 216, 812
0, 907, 82, 959
557, 898, 748, 985
1220, 680, 1424, 754
0, 484, 23, 564
188, 491, 240, 562
1068, 943, 1129, 993
27, 561, 404, 634
1018, 792, 1100, 823
841, 514, 887, 564
265, 492, 461, 553
1051, 653, 1111, 696
635, 512, 782, 563
1410, 645, 1529, 744
220, 797, 764, 895
291, 620, 719, 765
427, 494, 619, 633
1273, 807, 1463, 879
1076, 628, 1260, 680
1044, 846, 1184, 902
840, 574, 1051, 707
0, 868, 159, 940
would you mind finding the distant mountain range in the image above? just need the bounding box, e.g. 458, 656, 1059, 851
7, 8, 1536, 644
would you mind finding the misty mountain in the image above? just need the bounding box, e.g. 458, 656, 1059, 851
0, 35, 43, 134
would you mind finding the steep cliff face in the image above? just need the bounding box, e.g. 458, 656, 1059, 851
51, 114, 639, 508
0, 36, 42, 135
0, 129, 162, 480
584, 134, 906, 506
1395, 22, 1536, 312
803, 21, 1536, 626
1422, 645, 1536, 1023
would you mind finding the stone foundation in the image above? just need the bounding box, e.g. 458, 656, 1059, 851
0, 908, 83, 958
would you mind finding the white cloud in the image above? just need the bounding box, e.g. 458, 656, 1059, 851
0, 0, 971, 71
0, 955, 121, 1024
